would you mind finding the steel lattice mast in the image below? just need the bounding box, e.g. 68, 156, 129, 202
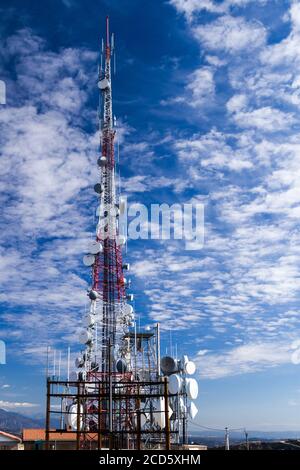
84, 16, 131, 375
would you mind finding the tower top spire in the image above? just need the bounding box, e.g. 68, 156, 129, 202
106, 15, 110, 59
106, 15, 110, 47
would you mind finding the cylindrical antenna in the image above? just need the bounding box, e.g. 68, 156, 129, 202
225, 427, 230, 450
106, 16, 110, 47
134, 320, 137, 375
156, 323, 160, 376
111, 33, 114, 51
58, 350, 61, 380
67, 346, 70, 382
95, 323, 98, 360
53, 349, 56, 376
46, 346, 50, 378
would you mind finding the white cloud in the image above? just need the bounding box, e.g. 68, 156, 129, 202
197, 349, 209, 356
170, 0, 269, 18
160, 67, 215, 110
226, 94, 248, 113
231, 106, 295, 131
195, 342, 292, 379
174, 129, 253, 171
0, 400, 39, 409
290, 2, 300, 31
0, 29, 100, 355
193, 15, 267, 53
186, 67, 215, 107
170, 0, 224, 19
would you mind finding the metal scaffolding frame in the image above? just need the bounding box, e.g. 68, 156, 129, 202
45, 377, 174, 450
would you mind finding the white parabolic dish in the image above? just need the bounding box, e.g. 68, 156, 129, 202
83, 254, 95, 266
169, 374, 182, 394
189, 401, 199, 420
185, 360, 196, 375
67, 403, 83, 430
88, 241, 102, 255
124, 303, 133, 316
186, 378, 199, 400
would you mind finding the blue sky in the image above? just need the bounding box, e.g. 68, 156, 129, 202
1, 0, 300, 432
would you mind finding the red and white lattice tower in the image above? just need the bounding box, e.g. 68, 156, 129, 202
46, 20, 198, 449
80, 16, 133, 376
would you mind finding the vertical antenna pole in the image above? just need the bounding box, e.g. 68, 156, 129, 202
106, 16, 109, 45
156, 323, 160, 377
45, 379, 50, 450
58, 351, 61, 380
76, 383, 81, 450
67, 347, 70, 382
225, 427, 230, 450
53, 349, 56, 377
164, 377, 170, 450
108, 338, 113, 449
134, 320, 137, 376
46, 346, 50, 379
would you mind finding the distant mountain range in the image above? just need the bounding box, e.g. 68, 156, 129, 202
0, 408, 44, 435
191, 430, 300, 440
190, 430, 300, 449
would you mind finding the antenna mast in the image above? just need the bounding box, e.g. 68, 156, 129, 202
45, 18, 200, 451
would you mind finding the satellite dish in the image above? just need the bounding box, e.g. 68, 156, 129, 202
67, 403, 83, 430
169, 374, 183, 394
62, 398, 72, 413
75, 356, 84, 368
94, 183, 103, 194
116, 358, 127, 373
185, 361, 196, 375
98, 78, 110, 90
79, 329, 92, 344
186, 378, 199, 400
122, 263, 130, 271
97, 156, 107, 166
83, 254, 95, 266
189, 402, 199, 420
88, 290, 99, 300
161, 356, 177, 375
88, 240, 102, 255
126, 293, 134, 302
124, 304, 133, 316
